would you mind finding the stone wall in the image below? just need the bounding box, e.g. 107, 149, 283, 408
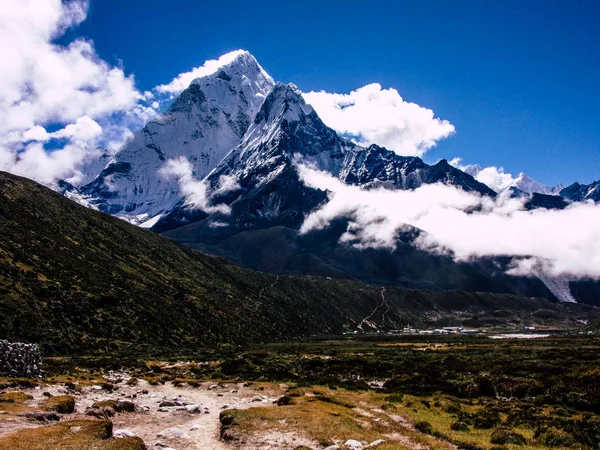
0, 340, 42, 378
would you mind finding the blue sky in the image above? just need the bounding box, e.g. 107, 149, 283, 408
72, 0, 599, 185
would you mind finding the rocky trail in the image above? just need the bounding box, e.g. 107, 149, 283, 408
357, 287, 389, 331
0, 375, 283, 450
0, 372, 458, 450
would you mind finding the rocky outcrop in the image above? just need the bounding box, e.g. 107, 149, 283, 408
0, 340, 42, 378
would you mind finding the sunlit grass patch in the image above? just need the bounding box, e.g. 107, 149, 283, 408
41, 395, 75, 414
0, 391, 35, 418
220, 387, 455, 450
0, 419, 145, 450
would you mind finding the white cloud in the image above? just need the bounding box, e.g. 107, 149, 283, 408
0, 0, 145, 186
450, 158, 515, 192
159, 157, 231, 214
0, 141, 97, 186
296, 160, 600, 279
302, 83, 455, 157
156, 50, 250, 94
473, 166, 515, 192
22, 126, 50, 143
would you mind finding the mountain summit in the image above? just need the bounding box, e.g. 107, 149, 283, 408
58, 51, 600, 305
76, 50, 274, 225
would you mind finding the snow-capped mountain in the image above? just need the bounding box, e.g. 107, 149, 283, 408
76, 50, 273, 225
152, 82, 494, 234
510, 172, 564, 195
560, 180, 600, 203
340, 149, 494, 195
461, 164, 563, 195
63, 50, 598, 305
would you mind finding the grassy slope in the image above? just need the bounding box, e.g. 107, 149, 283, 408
0, 171, 597, 354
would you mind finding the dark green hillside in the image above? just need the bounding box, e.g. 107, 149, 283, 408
0, 171, 597, 354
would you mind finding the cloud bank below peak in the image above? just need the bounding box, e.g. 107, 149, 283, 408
303, 83, 455, 157
296, 160, 600, 279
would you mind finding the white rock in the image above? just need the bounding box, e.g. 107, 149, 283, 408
324, 446, 340, 450
344, 440, 364, 449
251, 396, 263, 402
367, 440, 385, 448
91, 385, 102, 390
157, 428, 190, 440
185, 404, 201, 413
113, 429, 136, 438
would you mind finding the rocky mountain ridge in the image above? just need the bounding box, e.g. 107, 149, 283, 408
58, 50, 600, 306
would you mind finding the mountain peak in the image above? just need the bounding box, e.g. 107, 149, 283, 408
510, 172, 563, 196
253, 82, 314, 125
191, 49, 274, 88
515, 172, 529, 180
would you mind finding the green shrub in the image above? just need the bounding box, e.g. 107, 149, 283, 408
443, 402, 462, 414
385, 394, 404, 403
491, 427, 527, 445
537, 427, 576, 448
415, 421, 433, 434
473, 409, 502, 429
451, 421, 470, 432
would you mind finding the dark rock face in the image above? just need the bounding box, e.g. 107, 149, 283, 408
0, 340, 42, 378
341, 151, 495, 196
155, 84, 494, 240
525, 193, 569, 210
560, 181, 600, 203
155, 84, 563, 303
166, 83, 207, 114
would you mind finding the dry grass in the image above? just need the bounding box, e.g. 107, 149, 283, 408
0, 419, 145, 450
389, 393, 576, 450
0, 391, 35, 418
0, 378, 41, 389
41, 395, 75, 414
221, 387, 456, 450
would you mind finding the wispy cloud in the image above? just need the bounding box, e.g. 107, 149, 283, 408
450, 158, 516, 192
303, 83, 455, 157
159, 157, 235, 214
296, 159, 600, 279
156, 50, 251, 95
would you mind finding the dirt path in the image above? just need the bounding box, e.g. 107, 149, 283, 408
357, 286, 388, 331
0, 377, 283, 450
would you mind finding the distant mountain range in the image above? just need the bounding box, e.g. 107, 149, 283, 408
461, 164, 565, 196
59, 51, 600, 306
